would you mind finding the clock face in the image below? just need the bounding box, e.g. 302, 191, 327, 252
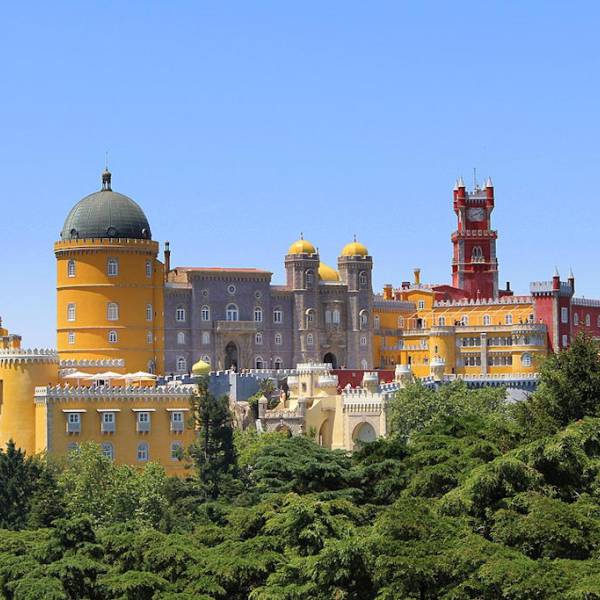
467, 207, 485, 222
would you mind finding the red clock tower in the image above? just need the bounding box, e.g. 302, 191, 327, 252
451, 176, 499, 299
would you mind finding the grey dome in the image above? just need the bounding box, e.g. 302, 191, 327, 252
60, 170, 151, 241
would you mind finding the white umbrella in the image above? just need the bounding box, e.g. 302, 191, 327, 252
89, 371, 123, 386
61, 371, 92, 385
120, 371, 157, 384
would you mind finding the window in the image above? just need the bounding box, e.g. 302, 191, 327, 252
398, 316, 404, 328
483, 315, 491, 326
176, 306, 186, 322
418, 300, 425, 310
273, 308, 283, 324
101, 442, 114, 460
255, 332, 263, 345
201, 306, 210, 321
255, 356, 264, 369
146, 331, 153, 344
305, 309, 315, 327
202, 331, 210, 345
274, 358, 283, 370
360, 310, 368, 328
505, 314, 513, 325
574, 312, 579, 326
461, 315, 469, 326
107, 302, 119, 321
226, 304, 239, 321
332, 309, 341, 324
561, 307, 569, 324
359, 271, 368, 287
521, 353, 532, 367
436, 316, 445, 326
136, 412, 151, 433
177, 331, 185, 345
275, 332, 282, 345
227, 284, 236, 295
67, 303, 76, 322
307, 333, 314, 346
360, 335, 367, 346
325, 310, 332, 324
472, 246, 483, 260
170, 411, 184, 432
137, 443, 149, 462
254, 307, 263, 322
66, 412, 81, 434
562, 334, 569, 348
170, 441, 183, 461
597, 315, 600, 328
67, 260, 76, 278
145, 261, 152, 278
176, 356, 187, 372
146, 304, 153, 321
586, 314, 591, 327
305, 270, 314, 288
108, 330, 118, 343
68, 331, 75, 344
107, 258, 119, 277
374, 315, 380, 329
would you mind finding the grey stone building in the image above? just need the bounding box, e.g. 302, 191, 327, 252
163, 237, 373, 373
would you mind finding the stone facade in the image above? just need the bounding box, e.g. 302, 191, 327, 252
163, 245, 374, 374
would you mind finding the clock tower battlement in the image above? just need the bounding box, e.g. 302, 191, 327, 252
451, 177, 499, 299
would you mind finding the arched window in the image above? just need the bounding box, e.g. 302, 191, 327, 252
332, 309, 341, 324
505, 313, 513, 325
274, 358, 283, 370
521, 353, 532, 367
68, 331, 75, 344
361, 359, 368, 369
255, 332, 263, 345
146, 331, 153, 344
398, 316, 404, 328
177, 331, 185, 345
101, 442, 114, 460
107, 302, 119, 321
586, 314, 591, 327
374, 315, 380, 329
306, 333, 314, 346
145, 260, 152, 278
437, 316, 445, 326
573, 312, 579, 326
359, 271, 368, 287
273, 307, 283, 324
359, 310, 368, 329
226, 304, 239, 321
305, 270, 314, 288
483, 315, 491, 326
170, 441, 183, 461
176, 306, 186, 322
597, 315, 600, 328
146, 304, 153, 321
201, 306, 210, 321
67, 303, 76, 322
360, 335, 367, 346
325, 310, 332, 324
305, 309, 315, 327
254, 307, 263, 322
472, 246, 483, 260
137, 443, 149, 462
108, 330, 118, 343
202, 331, 210, 345
255, 356, 264, 369
107, 258, 119, 277
176, 356, 187, 372
275, 332, 282, 345
67, 260, 76, 278
147, 360, 155, 374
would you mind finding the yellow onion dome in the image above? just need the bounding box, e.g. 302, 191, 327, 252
319, 262, 341, 282
341, 239, 369, 257
192, 359, 211, 376
288, 237, 317, 255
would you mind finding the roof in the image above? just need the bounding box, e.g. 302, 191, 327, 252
176, 267, 272, 274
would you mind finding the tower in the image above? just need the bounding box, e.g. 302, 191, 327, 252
451, 176, 499, 299
338, 238, 373, 369
55, 170, 165, 373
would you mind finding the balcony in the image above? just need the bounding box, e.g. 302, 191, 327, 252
215, 320, 257, 334
170, 420, 184, 433
66, 421, 80, 434
136, 420, 151, 433
101, 421, 115, 433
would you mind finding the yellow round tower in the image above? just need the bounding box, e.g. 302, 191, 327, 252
55, 169, 164, 374
0, 347, 59, 454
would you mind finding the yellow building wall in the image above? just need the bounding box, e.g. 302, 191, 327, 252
44, 395, 195, 476
0, 357, 58, 454
55, 238, 165, 374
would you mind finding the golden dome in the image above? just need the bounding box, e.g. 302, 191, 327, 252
192, 359, 211, 376
288, 237, 317, 255
319, 262, 341, 282
341, 239, 369, 257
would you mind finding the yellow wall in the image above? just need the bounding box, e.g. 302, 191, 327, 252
55, 238, 165, 374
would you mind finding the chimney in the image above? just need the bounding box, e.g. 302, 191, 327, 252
414, 268, 421, 285
383, 284, 393, 300
164, 241, 171, 280
506, 281, 511, 292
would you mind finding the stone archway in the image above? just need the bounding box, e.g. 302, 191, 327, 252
318, 418, 334, 448
225, 342, 238, 370
352, 422, 377, 449
323, 352, 337, 369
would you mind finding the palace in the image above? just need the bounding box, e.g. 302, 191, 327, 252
1, 169, 600, 468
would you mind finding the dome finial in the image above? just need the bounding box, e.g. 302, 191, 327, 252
102, 167, 112, 191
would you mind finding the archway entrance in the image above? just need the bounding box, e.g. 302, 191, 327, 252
352, 422, 377, 450
225, 342, 238, 370
323, 352, 337, 369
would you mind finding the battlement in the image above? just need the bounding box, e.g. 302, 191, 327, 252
530, 281, 573, 296
0, 348, 59, 365
434, 295, 532, 307
54, 238, 159, 253
60, 358, 125, 369
572, 297, 600, 308
34, 383, 195, 401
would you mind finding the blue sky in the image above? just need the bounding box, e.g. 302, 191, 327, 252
2, 1, 599, 347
